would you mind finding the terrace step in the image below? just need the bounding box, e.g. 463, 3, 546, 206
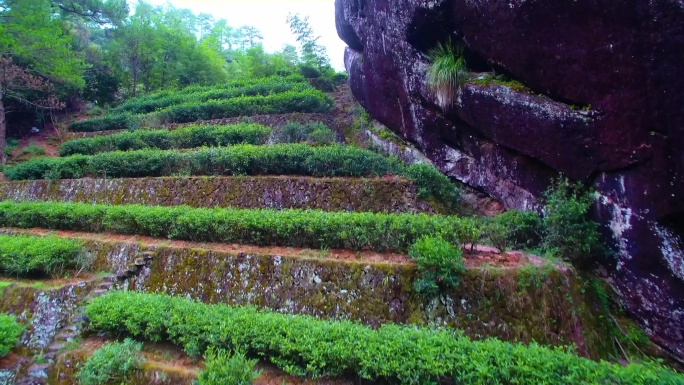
102, 275, 118, 283
26, 364, 49, 380
16, 379, 46, 385
47, 342, 66, 353
0, 176, 435, 214
55, 330, 78, 342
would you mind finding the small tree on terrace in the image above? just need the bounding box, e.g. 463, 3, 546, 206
287, 13, 330, 71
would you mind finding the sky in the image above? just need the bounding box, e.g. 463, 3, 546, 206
132, 0, 348, 71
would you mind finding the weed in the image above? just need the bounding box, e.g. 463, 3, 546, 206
427, 40, 469, 111
0, 314, 23, 357
197, 348, 261, 385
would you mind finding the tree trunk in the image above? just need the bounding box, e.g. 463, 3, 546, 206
0, 96, 6, 166
133, 54, 139, 98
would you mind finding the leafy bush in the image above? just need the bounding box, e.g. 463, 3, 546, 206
68, 89, 333, 132
0, 314, 23, 357
6, 144, 401, 180
156, 89, 333, 125
112, 76, 309, 115
410, 236, 465, 297
197, 348, 261, 385
84, 292, 684, 385
0, 234, 83, 277
59, 124, 272, 156
307, 126, 336, 145
69, 113, 138, 133
482, 210, 542, 252
0, 201, 472, 253
76, 339, 144, 385
272, 122, 336, 144
427, 41, 469, 111
405, 163, 460, 211
542, 177, 601, 262
21, 143, 46, 157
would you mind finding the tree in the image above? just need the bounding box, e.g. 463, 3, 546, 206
0, 0, 86, 164
55, 0, 128, 25
287, 13, 329, 70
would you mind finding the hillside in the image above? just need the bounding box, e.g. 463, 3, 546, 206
0, 75, 681, 384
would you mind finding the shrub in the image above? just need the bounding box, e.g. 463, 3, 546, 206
197, 348, 261, 385
84, 292, 684, 385
0, 314, 23, 357
427, 41, 469, 111
0, 234, 83, 277
69, 113, 138, 133
21, 143, 46, 157
307, 126, 336, 145
7, 144, 401, 181
405, 163, 460, 211
410, 236, 465, 297
0, 201, 471, 253
273, 122, 336, 144
482, 210, 542, 252
76, 339, 144, 385
542, 177, 601, 262
59, 124, 272, 156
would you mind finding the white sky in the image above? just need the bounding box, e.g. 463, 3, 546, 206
132, 0, 347, 71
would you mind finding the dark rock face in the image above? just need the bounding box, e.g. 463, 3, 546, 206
336, 0, 684, 359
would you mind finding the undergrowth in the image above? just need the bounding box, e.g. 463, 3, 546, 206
197, 348, 261, 385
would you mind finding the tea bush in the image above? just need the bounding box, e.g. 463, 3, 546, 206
0, 201, 470, 253
482, 210, 542, 252
84, 292, 684, 385
197, 348, 261, 385
405, 163, 460, 211
0, 314, 23, 357
59, 123, 272, 156
6, 145, 401, 180
156, 89, 333, 125
112, 76, 309, 115
273, 122, 336, 144
0, 234, 83, 277
410, 236, 465, 297
76, 339, 144, 385
69, 113, 138, 133
542, 177, 601, 262
68, 89, 333, 132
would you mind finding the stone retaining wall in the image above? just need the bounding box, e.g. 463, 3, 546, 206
0, 176, 433, 213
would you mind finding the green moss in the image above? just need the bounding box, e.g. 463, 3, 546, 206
471, 74, 530, 93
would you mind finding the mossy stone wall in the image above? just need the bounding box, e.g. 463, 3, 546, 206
0, 176, 433, 213
0, 281, 95, 353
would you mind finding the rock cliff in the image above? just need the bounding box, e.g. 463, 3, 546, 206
336, 0, 684, 359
